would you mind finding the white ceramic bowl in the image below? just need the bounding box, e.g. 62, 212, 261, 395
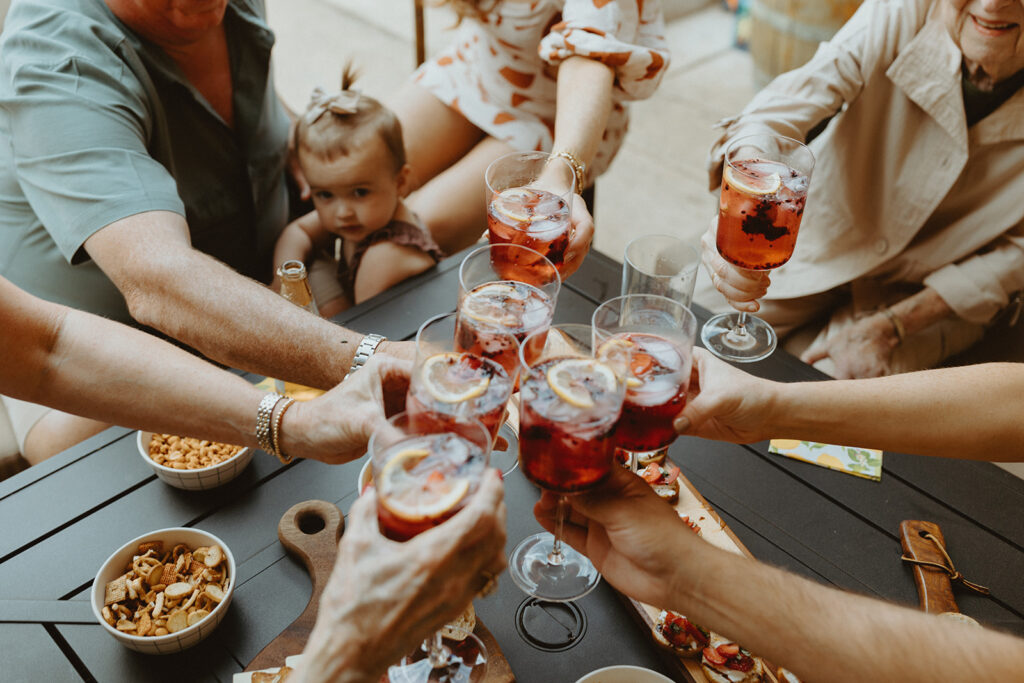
138, 431, 253, 491
91, 527, 236, 655
575, 665, 675, 683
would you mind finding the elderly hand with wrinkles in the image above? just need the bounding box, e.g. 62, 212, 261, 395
295, 470, 507, 683
701, 216, 771, 312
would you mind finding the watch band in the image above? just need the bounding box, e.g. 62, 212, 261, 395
347, 333, 387, 377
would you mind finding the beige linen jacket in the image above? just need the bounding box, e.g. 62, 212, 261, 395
708, 0, 1024, 325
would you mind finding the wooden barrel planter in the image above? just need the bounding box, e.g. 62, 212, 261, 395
748, 0, 863, 86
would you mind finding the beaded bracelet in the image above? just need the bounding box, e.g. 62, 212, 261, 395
256, 393, 285, 457
270, 397, 297, 464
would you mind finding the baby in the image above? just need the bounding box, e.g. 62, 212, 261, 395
274, 70, 444, 317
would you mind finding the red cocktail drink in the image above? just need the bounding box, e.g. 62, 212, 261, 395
717, 158, 808, 271
375, 432, 486, 542
519, 357, 623, 493
604, 332, 690, 452
488, 188, 570, 276
406, 352, 513, 441
456, 280, 553, 380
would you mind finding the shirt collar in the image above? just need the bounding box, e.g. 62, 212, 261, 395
888, 10, 1024, 145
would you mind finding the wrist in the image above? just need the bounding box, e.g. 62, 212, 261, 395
877, 308, 905, 348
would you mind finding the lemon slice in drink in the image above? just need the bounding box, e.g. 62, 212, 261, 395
596, 338, 643, 388
492, 188, 541, 223
461, 282, 521, 328
379, 447, 471, 522
546, 358, 618, 409
724, 164, 781, 196
420, 353, 491, 404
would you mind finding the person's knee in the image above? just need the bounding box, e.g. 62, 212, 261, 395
22, 413, 111, 465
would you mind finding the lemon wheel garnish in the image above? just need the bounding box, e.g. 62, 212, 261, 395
492, 188, 540, 223
724, 164, 781, 196
379, 448, 470, 522
420, 353, 490, 404
596, 338, 642, 387
546, 358, 618, 409
462, 282, 521, 327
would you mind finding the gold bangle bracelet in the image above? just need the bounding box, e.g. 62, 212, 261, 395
552, 150, 587, 192
881, 307, 906, 345
270, 397, 297, 464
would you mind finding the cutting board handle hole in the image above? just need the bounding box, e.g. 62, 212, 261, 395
918, 530, 930, 538
297, 511, 327, 535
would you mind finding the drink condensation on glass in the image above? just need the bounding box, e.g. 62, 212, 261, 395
485, 151, 575, 275
717, 159, 809, 270
456, 244, 560, 381
407, 312, 515, 444
593, 294, 697, 458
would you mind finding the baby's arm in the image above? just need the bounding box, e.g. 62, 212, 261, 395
271, 210, 329, 291
353, 242, 437, 305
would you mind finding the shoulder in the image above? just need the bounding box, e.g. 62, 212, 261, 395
1, 0, 130, 73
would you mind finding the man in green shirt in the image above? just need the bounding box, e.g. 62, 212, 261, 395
0, 0, 400, 462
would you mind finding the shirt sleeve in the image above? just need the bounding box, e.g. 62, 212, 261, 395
5, 54, 184, 265
538, 0, 670, 101
923, 220, 1024, 324
705, 0, 931, 190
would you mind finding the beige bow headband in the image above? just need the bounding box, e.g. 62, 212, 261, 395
302, 86, 361, 125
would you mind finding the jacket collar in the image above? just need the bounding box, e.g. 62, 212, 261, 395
888, 10, 1024, 145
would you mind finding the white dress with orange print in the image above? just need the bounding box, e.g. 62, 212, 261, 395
413, 0, 670, 184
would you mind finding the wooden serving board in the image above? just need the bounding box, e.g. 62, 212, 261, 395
616, 461, 780, 683
244, 499, 514, 682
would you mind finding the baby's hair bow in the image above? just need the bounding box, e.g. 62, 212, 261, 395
302, 86, 361, 125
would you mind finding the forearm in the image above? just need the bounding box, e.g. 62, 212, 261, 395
24, 305, 264, 449
553, 56, 614, 169
672, 537, 1022, 683
765, 364, 1024, 459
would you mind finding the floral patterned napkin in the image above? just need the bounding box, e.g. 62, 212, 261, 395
768, 439, 883, 481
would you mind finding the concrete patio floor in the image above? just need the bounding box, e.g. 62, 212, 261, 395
265, 0, 756, 263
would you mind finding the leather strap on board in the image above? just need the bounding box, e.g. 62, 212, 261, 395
899, 520, 993, 614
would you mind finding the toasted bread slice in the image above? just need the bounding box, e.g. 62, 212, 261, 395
701, 635, 767, 683
653, 610, 709, 658
636, 450, 667, 468
652, 481, 680, 505
441, 602, 476, 642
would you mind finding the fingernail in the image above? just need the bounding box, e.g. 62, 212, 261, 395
674, 416, 690, 433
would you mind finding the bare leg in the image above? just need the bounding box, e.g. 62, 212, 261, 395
22, 412, 111, 465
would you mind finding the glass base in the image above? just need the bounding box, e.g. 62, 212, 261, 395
701, 312, 777, 363
388, 634, 488, 683
491, 421, 519, 476
508, 532, 600, 602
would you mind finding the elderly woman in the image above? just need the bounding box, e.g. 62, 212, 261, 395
699, 0, 1024, 378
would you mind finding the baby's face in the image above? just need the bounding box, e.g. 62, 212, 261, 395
302, 134, 409, 243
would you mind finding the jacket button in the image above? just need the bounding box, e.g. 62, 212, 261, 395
875, 238, 889, 254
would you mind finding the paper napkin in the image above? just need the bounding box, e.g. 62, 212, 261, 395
253, 377, 324, 401
769, 439, 883, 481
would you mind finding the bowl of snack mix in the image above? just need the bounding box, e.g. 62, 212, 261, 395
91, 527, 236, 654
138, 431, 253, 491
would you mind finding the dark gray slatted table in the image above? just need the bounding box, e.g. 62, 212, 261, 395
2, 249, 1022, 682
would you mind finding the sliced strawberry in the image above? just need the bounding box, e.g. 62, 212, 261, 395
703, 646, 727, 666
663, 465, 681, 484
682, 618, 709, 646
717, 643, 740, 657
640, 463, 662, 484
725, 652, 754, 672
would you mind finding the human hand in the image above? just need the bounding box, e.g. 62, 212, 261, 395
298, 470, 507, 683
283, 355, 411, 464
801, 312, 897, 379
561, 193, 594, 279
534, 466, 697, 610
671, 348, 778, 444
701, 216, 769, 312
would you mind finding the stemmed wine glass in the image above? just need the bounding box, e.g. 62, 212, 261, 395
371, 412, 492, 683
592, 295, 696, 472
700, 133, 814, 362
509, 324, 626, 602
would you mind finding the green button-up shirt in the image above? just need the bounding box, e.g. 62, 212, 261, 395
0, 0, 291, 324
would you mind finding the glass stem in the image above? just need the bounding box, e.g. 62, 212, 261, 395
549, 496, 568, 565
734, 310, 749, 337
427, 630, 448, 668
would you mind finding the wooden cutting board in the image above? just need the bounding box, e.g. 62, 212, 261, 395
616, 462, 781, 683
245, 499, 514, 681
